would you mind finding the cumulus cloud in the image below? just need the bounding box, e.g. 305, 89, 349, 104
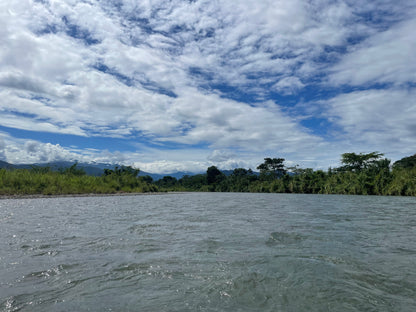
323, 88, 416, 156
1, 0, 415, 172
208, 150, 237, 163
329, 17, 416, 86
0, 133, 79, 164
0, 132, 133, 165
0, 132, 256, 173
2, 0, 329, 152
0, 137, 6, 160
273, 77, 305, 95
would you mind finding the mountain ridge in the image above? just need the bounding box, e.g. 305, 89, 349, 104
0, 160, 198, 181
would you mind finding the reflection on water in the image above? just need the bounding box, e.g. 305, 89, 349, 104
1, 193, 415, 311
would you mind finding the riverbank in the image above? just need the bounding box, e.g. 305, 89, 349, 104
0, 168, 159, 197
0, 192, 172, 200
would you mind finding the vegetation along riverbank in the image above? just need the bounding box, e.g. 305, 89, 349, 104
0, 164, 158, 196
1, 152, 415, 196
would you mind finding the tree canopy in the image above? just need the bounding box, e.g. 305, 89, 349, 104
393, 154, 416, 169
339, 152, 384, 172
2, 152, 416, 197
206, 166, 225, 184
104, 166, 140, 177
257, 157, 286, 179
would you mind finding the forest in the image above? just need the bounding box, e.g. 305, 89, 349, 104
155, 152, 416, 196
1, 152, 415, 196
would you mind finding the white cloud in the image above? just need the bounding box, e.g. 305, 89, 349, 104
1, 0, 416, 172
208, 150, 237, 163
323, 88, 416, 156
0, 132, 251, 173
0, 137, 6, 160
273, 77, 305, 95
329, 17, 416, 86
149, 90, 325, 153
133, 160, 207, 175
0, 129, 338, 173
0, 133, 80, 164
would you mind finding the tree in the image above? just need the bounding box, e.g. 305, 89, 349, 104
118, 166, 140, 177
139, 175, 153, 184
257, 158, 286, 180
179, 174, 207, 190
339, 152, 384, 172
156, 176, 177, 188
231, 168, 249, 177
206, 166, 224, 185
393, 154, 416, 169
30, 166, 51, 174
104, 166, 140, 177
61, 163, 86, 176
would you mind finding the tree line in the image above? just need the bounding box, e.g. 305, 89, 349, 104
155, 152, 416, 196
1, 152, 415, 196
0, 164, 157, 196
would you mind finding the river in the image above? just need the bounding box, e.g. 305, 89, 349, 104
1, 193, 415, 311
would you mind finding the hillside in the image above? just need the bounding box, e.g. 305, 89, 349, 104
0, 160, 195, 181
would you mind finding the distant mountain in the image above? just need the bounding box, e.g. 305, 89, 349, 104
221, 169, 234, 176
0, 160, 198, 181
0, 160, 12, 169
0, 160, 34, 170
0, 160, 263, 180
143, 171, 201, 181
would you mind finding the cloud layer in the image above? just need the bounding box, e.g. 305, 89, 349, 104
1, 0, 415, 172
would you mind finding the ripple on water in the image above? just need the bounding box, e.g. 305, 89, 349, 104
1, 193, 415, 311
113, 262, 176, 279
127, 223, 162, 235
20, 241, 62, 257
265, 231, 305, 246
22, 264, 79, 282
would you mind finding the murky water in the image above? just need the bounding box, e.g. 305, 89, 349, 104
1, 193, 415, 311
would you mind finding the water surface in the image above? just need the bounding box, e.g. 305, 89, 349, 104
1, 193, 415, 311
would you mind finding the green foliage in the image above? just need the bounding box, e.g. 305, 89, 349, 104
387, 167, 416, 196
226, 168, 258, 192
257, 158, 286, 180
104, 166, 140, 177
155, 176, 178, 190
393, 154, 416, 170
59, 163, 86, 176
206, 166, 225, 185
2, 152, 416, 197
152, 152, 416, 196
0, 165, 157, 196
339, 152, 384, 172
179, 174, 207, 191
30, 166, 52, 174
139, 175, 153, 184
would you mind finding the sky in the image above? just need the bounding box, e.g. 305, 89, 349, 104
1, 0, 416, 174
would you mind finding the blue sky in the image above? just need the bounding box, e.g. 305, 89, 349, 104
1, 0, 415, 173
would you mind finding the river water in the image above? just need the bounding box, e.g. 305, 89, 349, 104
1, 193, 415, 311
